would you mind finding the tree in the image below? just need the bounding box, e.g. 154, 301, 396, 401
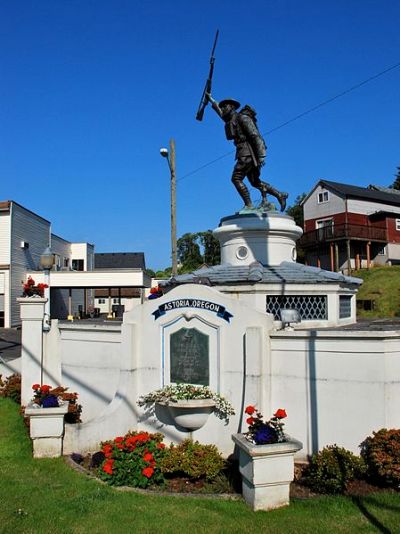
198, 231, 220, 266
176, 230, 221, 273
390, 167, 400, 190
177, 233, 203, 272
286, 193, 306, 228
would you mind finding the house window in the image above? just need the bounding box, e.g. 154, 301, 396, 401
377, 246, 386, 256
113, 298, 119, 304
339, 296, 352, 319
317, 191, 329, 203
72, 259, 84, 271
64, 258, 70, 268
53, 254, 61, 270
396, 219, 400, 231
316, 219, 334, 239
98, 298, 105, 304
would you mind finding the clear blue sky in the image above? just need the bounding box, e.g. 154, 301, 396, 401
1, 0, 399, 270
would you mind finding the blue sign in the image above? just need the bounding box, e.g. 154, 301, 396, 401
152, 298, 233, 323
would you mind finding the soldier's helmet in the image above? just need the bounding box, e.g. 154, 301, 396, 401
219, 98, 240, 110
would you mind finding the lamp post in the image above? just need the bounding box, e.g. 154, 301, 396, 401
160, 139, 177, 276
40, 246, 54, 331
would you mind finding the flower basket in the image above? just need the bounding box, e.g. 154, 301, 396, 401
232, 404, 303, 511
25, 402, 69, 458
157, 399, 216, 431
232, 433, 302, 511
138, 383, 235, 431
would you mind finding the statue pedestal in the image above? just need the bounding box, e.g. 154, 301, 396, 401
213, 211, 303, 267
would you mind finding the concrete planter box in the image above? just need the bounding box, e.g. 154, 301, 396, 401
25, 403, 69, 458
157, 399, 216, 431
232, 433, 302, 511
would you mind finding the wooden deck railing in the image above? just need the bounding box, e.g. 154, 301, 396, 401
298, 223, 387, 247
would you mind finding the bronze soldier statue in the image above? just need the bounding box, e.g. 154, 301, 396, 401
206, 93, 288, 211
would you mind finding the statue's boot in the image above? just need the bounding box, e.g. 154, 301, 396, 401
260, 183, 288, 212
234, 181, 253, 208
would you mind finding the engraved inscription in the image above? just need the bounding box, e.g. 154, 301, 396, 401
170, 328, 209, 386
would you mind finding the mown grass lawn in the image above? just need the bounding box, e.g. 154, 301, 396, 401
1, 398, 399, 534
355, 265, 400, 318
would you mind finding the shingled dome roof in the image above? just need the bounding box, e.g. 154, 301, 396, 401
161, 261, 362, 287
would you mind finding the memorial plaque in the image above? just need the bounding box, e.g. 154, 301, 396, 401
170, 328, 209, 385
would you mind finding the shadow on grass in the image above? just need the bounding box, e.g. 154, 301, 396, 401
351, 494, 400, 534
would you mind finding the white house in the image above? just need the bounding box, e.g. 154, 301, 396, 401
0, 200, 150, 327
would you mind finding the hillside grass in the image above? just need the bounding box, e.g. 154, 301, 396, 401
1, 398, 400, 533
354, 265, 400, 319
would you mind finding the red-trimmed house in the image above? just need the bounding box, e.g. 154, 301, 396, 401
298, 180, 400, 273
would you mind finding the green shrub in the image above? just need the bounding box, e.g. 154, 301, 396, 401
305, 445, 366, 494
161, 439, 225, 481
360, 428, 400, 487
98, 430, 166, 488
0, 373, 21, 404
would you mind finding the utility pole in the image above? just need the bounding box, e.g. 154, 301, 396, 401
160, 139, 178, 276
170, 139, 177, 276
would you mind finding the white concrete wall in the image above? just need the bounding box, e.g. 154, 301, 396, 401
58, 320, 400, 459
270, 330, 400, 458
58, 322, 122, 421
23, 286, 400, 460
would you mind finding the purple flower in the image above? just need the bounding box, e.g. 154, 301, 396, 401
254, 424, 278, 445
41, 395, 59, 408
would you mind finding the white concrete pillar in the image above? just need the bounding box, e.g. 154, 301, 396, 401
18, 297, 46, 405
243, 326, 271, 425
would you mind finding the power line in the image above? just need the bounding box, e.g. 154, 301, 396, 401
177, 61, 400, 183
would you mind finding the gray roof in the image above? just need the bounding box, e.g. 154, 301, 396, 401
95, 252, 146, 270
161, 261, 362, 287
368, 184, 400, 196
315, 180, 400, 206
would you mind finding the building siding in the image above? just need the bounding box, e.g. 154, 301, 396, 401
51, 234, 72, 270
10, 203, 50, 326
0, 211, 11, 264
347, 198, 400, 215
303, 185, 346, 222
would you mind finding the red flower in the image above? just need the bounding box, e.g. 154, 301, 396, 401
156, 443, 165, 449
27, 277, 35, 286
114, 436, 124, 443
136, 432, 150, 443
150, 286, 161, 294
40, 385, 51, 393
32, 384, 40, 390
143, 452, 154, 463
142, 467, 154, 478
246, 417, 255, 425
103, 459, 114, 475
102, 443, 113, 458
274, 408, 287, 419
245, 405, 256, 415
125, 437, 137, 449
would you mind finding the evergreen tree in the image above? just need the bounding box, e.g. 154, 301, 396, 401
286, 193, 306, 228
391, 167, 400, 190
198, 231, 220, 266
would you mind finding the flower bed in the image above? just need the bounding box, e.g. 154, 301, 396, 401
71, 431, 241, 495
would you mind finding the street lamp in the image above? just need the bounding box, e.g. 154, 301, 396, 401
160, 139, 177, 276
40, 245, 54, 331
